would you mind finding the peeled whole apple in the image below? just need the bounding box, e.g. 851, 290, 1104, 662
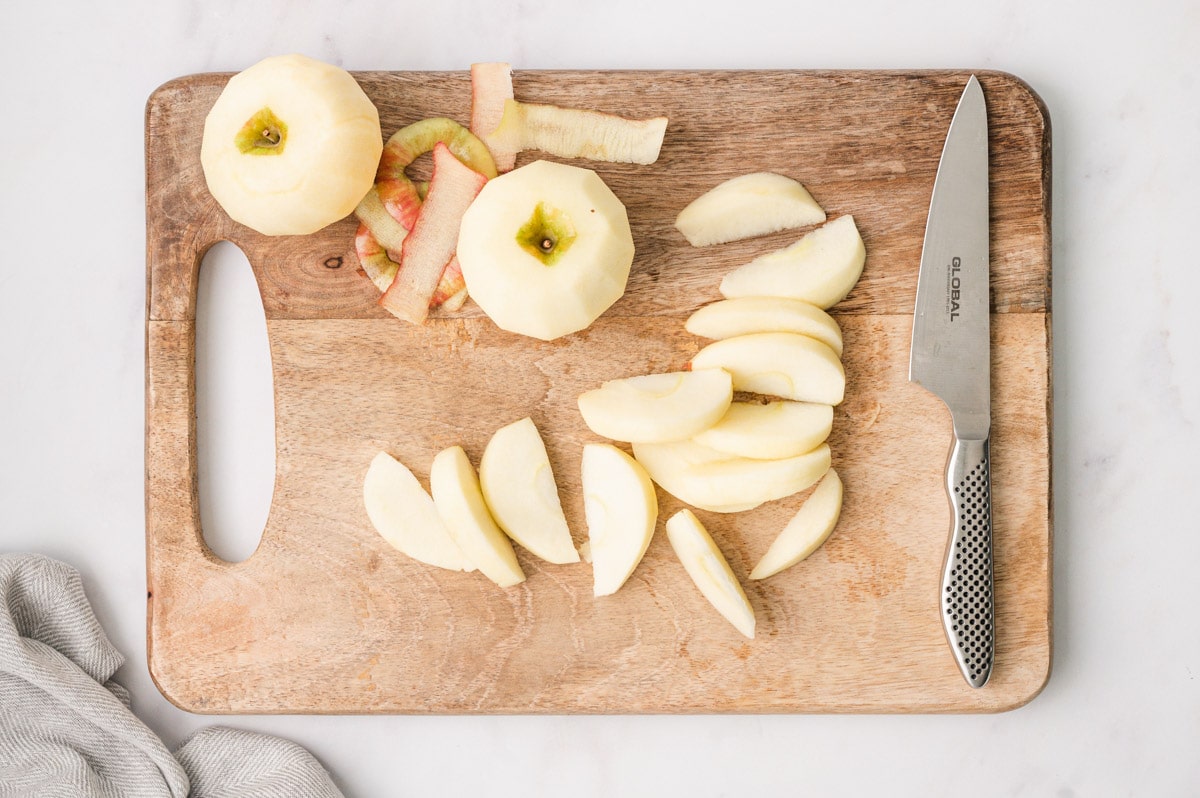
665, 509, 756, 639
577, 369, 733, 444
456, 160, 635, 341
581, 444, 658, 597
479, 417, 578, 564
201, 54, 382, 236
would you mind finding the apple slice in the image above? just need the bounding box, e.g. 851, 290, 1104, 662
201, 54, 382, 236
692, 400, 833, 460
470, 62, 518, 172
577, 369, 733, 444
674, 172, 825, 247
665, 509, 756, 639
489, 99, 667, 165
380, 143, 488, 324
685, 297, 843, 356
750, 468, 844, 580
719, 215, 867, 309
690, 332, 845, 405
457, 160, 634, 340
479, 417, 578, 564
430, 446, 525, 588
633, 439, 831, 512
362, 452, 473, 571
582, 444, 658, 597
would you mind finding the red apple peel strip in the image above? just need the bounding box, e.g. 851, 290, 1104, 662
380, 143, 487, 324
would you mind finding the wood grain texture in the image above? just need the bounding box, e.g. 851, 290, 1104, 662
146, 70, 1051, 713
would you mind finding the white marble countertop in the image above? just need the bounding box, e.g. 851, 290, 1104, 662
2, 0, 1198, 794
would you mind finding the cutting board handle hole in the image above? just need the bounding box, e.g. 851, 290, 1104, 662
195, 241, 276, 564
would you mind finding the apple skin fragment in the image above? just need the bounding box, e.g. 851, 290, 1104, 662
470, 62, 518, 172
490, 99, 668, 165
380, 143, 488, 324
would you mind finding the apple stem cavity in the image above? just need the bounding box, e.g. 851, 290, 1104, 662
235, 107, 288, 155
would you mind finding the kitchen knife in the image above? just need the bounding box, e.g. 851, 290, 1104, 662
909, 75, 994, 688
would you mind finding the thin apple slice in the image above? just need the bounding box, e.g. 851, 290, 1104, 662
690, 332, 845, 405
750, 468, 844, 580
480, 417, 578, 564
577, 369, 733, 444
381, 143, 488, 324
489, 99, 667, 165
719, 215, 867, 309
633, 439, 831, 511
362, 452, 474, 571
674, 172, 825, 247
471, 62, 518, 172
665, 509, 756, 638
582, 444, 658, 597
693, 400, 833, 460
685, 297, 843, 356
430, 446, 525, 588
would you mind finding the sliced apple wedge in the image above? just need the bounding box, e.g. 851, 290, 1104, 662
470, 62, 517, 172
380, 143, 488, 325
750, 468, 844, 580
690, 332, 845, 405
489, 99, 667, 165
674, 172, 825, 247
666, 509, 756, 638
479, 417, 578, 564
577, 369, 732, 444
633, 440, 831, 512
430, 446, 525, 588
685, 297, 843, 356
719, 215, 867, 309
362, 452, 473, 571
692, 400, 833, 460
582, 444, 658, 597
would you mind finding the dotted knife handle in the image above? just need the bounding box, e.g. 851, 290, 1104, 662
942, 437, 994, 688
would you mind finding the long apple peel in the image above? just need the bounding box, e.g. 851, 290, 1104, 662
355, 224, 468, 310
470, 62, 518, 172
489, 99, 667, 165
380, 143, 488, 324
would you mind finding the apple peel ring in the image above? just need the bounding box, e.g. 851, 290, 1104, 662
375, 117, 497, 230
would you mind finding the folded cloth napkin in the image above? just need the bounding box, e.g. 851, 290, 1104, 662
0, 553, 344, 798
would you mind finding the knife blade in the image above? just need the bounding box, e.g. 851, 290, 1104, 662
909, 75, 994, 688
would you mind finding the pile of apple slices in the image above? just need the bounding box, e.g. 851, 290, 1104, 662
571, 172, 866, 635
353, 62, 668, 330
362, 418, 663, 602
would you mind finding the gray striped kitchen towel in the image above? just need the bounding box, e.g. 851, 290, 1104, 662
0, 553, 344, 797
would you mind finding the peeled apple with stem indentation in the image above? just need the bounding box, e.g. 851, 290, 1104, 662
201, 54, 382, 236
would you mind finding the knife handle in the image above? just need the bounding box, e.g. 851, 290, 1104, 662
941, 436, 994, 688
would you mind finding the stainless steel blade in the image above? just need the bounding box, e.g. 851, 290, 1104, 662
909, 75, 994, 689
910, 75, 990, 441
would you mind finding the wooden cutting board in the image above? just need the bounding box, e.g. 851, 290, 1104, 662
145, 69, 1051, 713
